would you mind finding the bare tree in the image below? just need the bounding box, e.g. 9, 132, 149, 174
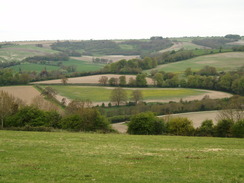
98, 76, 108, 85
0, 91, 24, 128
131, 90, 143, 105
31, 95, 59, 111
110, 87, 127, 106
61, 76, 68, 85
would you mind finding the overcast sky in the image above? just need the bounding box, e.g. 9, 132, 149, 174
1, 0, 244, 41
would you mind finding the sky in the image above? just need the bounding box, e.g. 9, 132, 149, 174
1, 0, 244, 42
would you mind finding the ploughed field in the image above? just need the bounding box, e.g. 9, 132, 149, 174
0, 131, 243, 183
0, 86, 41, 105
45, 85, 232, 105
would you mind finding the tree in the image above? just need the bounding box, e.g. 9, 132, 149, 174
108, 77, 119, 86
136, 74, 147, 87
184, 67, 193, 76
130, 90, 143, 105
153, 73, 164, 87
119, 76, 126, 86
41, 87, 57, 98
0, 91, 24, 128
61, 76, 68, 85
128, 112, 165, 135
110, 87, 127, 106
98, 76, 108, 85
128, 77, 136, 86
166, 117, 195, 136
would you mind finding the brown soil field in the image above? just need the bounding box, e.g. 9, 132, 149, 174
71, 55, 140, 63
112, 111, 222, 133
227, 40, 244, 45
0, 86, 41, 105
31, 74, 154, 85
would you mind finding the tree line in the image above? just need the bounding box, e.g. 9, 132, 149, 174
127, 111, 243, 138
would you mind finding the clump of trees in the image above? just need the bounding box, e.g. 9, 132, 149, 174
127, 112, 244, 138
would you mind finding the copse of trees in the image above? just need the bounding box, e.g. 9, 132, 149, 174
127, 112, 244, 137
23, 53, 69, 63
224, 34, 241, 40
192, 37, 234, 49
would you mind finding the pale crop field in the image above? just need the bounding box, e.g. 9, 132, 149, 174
0, 86, 41, 105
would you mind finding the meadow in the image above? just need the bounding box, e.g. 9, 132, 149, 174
0, 130, 243, 183
48, 86, 206, 102
147, 52, 244, 73
9, 59, 105, 73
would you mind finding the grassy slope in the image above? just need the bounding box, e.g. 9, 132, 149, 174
48, 86, 204, 102
146, 52, 244, 73
0, 45, 59, 62
9, 59, 105, 73
0, 131, 243, 183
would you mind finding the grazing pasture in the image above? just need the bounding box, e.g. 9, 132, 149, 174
0, 131, 243, 183
0, 86, 41, 105
147, 52, 244, 73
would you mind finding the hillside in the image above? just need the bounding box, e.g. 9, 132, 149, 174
146, 52, 244, 73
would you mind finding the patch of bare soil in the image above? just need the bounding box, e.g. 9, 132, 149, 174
111, 122, 128, 133
0, 86, 41, 105
1, 47, 48, 54
31, 74, 154, 85
72, 55, 140, 63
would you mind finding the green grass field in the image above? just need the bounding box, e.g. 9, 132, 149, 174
146, 52, 244, 73
9, 59, 105, 73
0, 130, 243, 183
48, 86, 205, 102
0, 45, 59, 62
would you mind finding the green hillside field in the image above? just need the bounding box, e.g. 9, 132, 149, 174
0, 130, 243, 183
9, 59, 105, 73
47, 86, 205, 102
146, 52, 244, 73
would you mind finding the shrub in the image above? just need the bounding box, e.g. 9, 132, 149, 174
215, 119, 234, 137
231, 120, 244, 138
5, 106, 61, 128
195, 120, 214, 136
166, 117, 195, 136
61, 115, 84, 131
128, 112, 165, 135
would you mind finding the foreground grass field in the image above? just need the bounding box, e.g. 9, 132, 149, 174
0, 131, 243, 183
146, 52, 244, 73
48, 86, 205, 102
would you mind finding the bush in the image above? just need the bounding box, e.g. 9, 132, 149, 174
128, 112, 165, 135
61, 109, 110, 132
166, 117, 195, 136
231, 120, 244, 138
5, 106, 61, 128
215, 119, 234, 137
195, 120, 214, 136
108, 115, 130, 123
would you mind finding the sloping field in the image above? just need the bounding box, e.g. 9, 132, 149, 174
160, 42, 210, 53
0, 45, 59, 62
148, 52, 244, 73
43, 86, 232, 106
159, 111, 221, 128
31, 74, 154, 85
0, 86, 41, 105
72, 55, 140, 62
0, 131, 243, 183
9, 59, 104, 73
